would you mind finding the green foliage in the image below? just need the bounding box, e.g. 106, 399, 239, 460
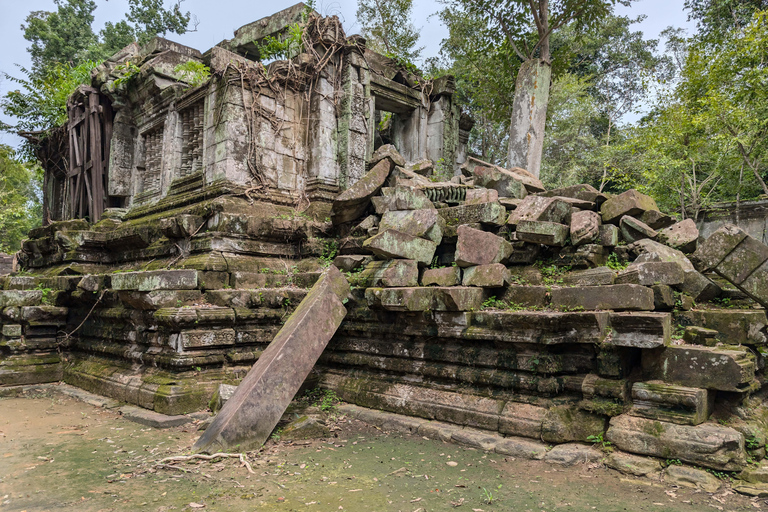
606, 252, 627, 271
356, 0, 423, 62
173, 61, 211, 87
0, 146, 43, 253
301, 388, 341, 413
319, 240, 339, 266
256, 21, 305, 61
537, 263, 571, 285
36, 283, 55, 305
666, 458, 683, 466
111, 60, 141, 89
587, 432, 612, 451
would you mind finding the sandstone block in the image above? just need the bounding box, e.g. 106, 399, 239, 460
516, 220, 569, 246
665, 465, 722, 492
680, 269, 721, 302
620, 215, 658, 243
562, 267, 615, 286
111, 269, 199, 291
657, 219, 699, 253
651, 284, 676, 310
470, 311, 609, 345
544, 444, 603, 466
500, 285, 548, 308
542, 406, 606, 443
379, 208, 443, 244
539, 183, 606, 204
0, 290, 43, 308
716, 235, 768, 285
499, 402, 546, 439
615, 261, 684, 286
550, 284, 655, 311
570, 210, 601, 246
495, 437, 547, 460
630, 239, 696, 271
639, 209, 677, 230
355, 259, 419, 287
507, 196, 571, 227
370, 143, 405, 167
631, 381, 712, 425
607, 312, 671, 348
331, 159, 391, 224
606, 415, 745, 470
470, 165, 528, 199
598, 224, 620, 246
421, 266, 461, 286
332, 254, 373, 272
362, 229, 437, 265
462, 263, 509, 287
20, 306, 67, 326
365, 287, 434, 311
601, 189, 660, 224
506, 242, 541, 264
437, 202, 507, 232
675, 309, 767, 346
455, 225, 513, 267
433, 287, 486, 311
605, 452, 663, 476
2, 324, 22, 337
642, 345, 756, 392
405, 158, 433, 176
692, 224, 747, 272
683, 326, 719, 346
464, 188, 499, 204
193, 266, 349, 452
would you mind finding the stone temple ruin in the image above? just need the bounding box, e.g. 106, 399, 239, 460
6, 2, 768, 491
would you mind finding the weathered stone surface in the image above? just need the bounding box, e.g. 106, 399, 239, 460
119, 405, 192, 428
433, 287, 486, 311
675, 309, 767, 346
620, 215, 658, 243
388, 166, 432, 188
470, 165, 528, 199
455, 225, 513, 267
379, 209, 442, 244
601, 189, 660, 224
738, 461, 768, 484
0, 290, 42, 308
665, 465, 722, 492
405, 158, 433, 176
506, 242, 541, 264
651, 284, 676, 310
507, 196, 571, 227
551, 284, 654, 311
355, 259, 419, 287
2, 324, 22, 337
570, 210, 601, 246
462, 156, 546, 193
281, 415, 330, 440
605, 452, 663, 476
332, 254, 373, 272
374, 186, 434, 213
544, 444, 603, 466
365, 287, 434, 311
210, 383, 238, 412
421, 266, 461, 286
516, 220, 569, 246
362, 229, 437, 265
680, 269, 721, 302
739, 259, 768, 308
541, 406, 606, 443
20, 306, 68, 326
464, 188, 499, 205
111, 269, 198, 291
494, 437, 547, 459
539, 183, 605, 204
642, 345, 756, 392
452, 428, 500, 451
470, 311, 609, 344
370, 143, 406, 168
733, 483, 768, 497
498, 402, 545, 438
562, 267, 615, 286
631, 381, 712, 425
683, 326, 719, 346
692, 224, 747, 272
462, 263, 509, 287
607, 312, 671, 348
606, 415, 745, 470
615, 262, 684, 286
598, 224, 620, 246
714, 235, 768, 285
193, 266, 349, 453
170, 329, 236, 349
500, 285, 548, 308
630, 239, 695, 271
332, 159, 391, 224
437, 201, 507, 232
119, 290, 202, 310
658, 219, 699, 253
639, 209, 677, 230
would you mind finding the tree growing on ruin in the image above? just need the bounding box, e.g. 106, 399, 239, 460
441, 0, 624, 178
356, 0, 424, 62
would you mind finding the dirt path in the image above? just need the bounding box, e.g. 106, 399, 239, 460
0, 389, 761, 511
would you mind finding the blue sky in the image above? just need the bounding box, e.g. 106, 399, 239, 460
0, 0, 695, 147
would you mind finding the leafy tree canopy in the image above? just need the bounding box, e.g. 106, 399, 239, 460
356, 0, 424, 62
0, 145, 42, 253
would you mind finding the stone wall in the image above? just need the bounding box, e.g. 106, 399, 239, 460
697, 199, 768, 244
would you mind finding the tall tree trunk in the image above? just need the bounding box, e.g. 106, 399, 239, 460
507, 58, 551, 176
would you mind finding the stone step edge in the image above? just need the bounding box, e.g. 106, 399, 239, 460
0, 383, 209, 428
337, 403, 600, 465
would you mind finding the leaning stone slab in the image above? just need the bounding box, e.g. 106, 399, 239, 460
516, 220, 569, 246
354, 259, 419, 288
615, 261, 684, 286
362, 229, 437, 265
470, 165, 528, 199
631, 381, 712, 426
630, 239, 695, 271
421, 266, 461, 286
111, 269, 198, 291
332, 254, 372, 272
607, 312, 671, 348
619, 215, 658, 243
331, 159, 391, 224
539, 183, 606, 204
679, 269, 721, 302
606, 415, 745, 471
570, 210, 601, 246
601, 189, 660, 224
193, 266, 349, 453
455, 225, 513, 267
462, 263, 509, 287
641, 345, 756, 392
461, 156, 545, 193
691, 224, 748, 272
370, 143, 406, 168
379, 209, 443, 244
715, 235, 768, 285
551, 284, 655, 311
657, 219, 699, 253
507, 196, 571, 227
